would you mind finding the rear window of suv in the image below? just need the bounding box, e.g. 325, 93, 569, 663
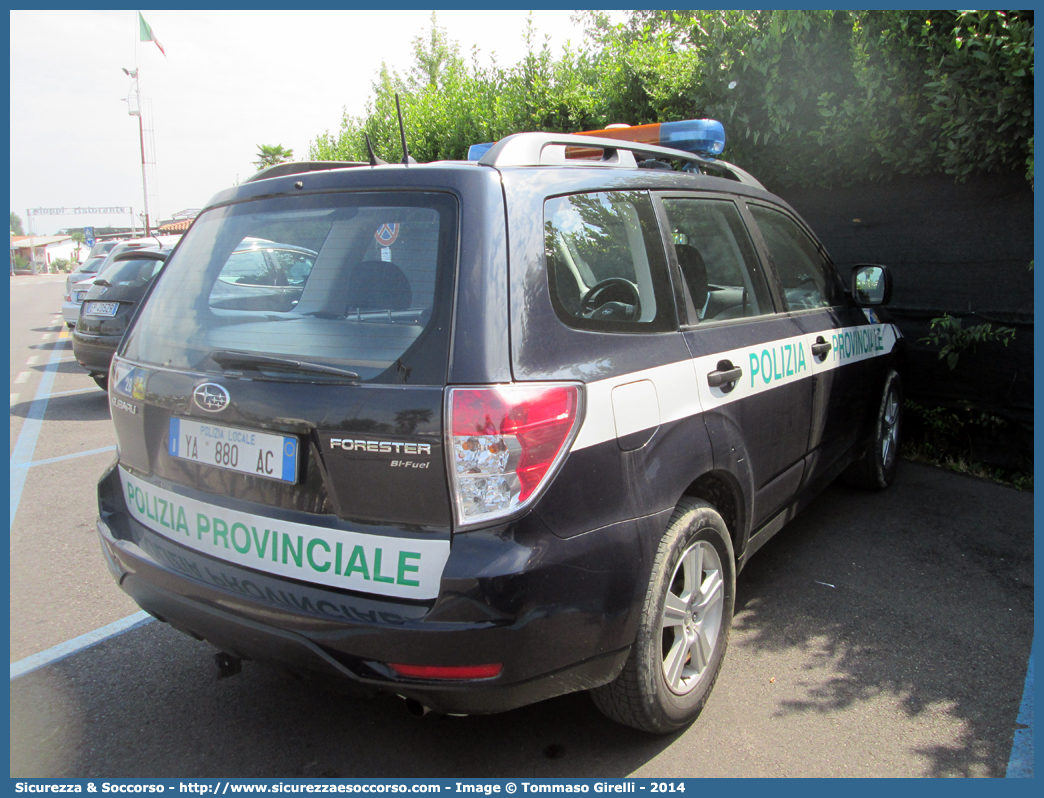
97, 255, 165, 287
120, 191, 458, 385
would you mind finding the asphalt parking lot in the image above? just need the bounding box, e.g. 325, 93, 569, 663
9, 274, 1034, 778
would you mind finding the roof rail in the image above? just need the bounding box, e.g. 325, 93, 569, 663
246, 160, 368, 183
477, 132, 764, 189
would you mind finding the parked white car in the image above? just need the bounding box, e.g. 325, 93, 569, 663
62, 275, 102, 326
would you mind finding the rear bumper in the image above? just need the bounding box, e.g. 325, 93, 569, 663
61, 301, 81, 326
72, 331, 118, 374
97, 464, 654, 715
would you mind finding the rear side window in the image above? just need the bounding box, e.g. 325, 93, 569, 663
661, 197, 774, 322
748, 204, 843, 310
98, 256, 164, 287
544, 191, 675, 333
121, 191, 457, 385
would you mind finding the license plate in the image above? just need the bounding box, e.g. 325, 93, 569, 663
168, 417, 298, 483
85, 301, 119, 316
74, 291, 88, 303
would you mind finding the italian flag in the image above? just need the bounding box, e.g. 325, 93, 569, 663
139, 11, 166, 56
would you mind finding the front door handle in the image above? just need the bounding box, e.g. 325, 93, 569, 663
707, 361, 743, 391
811, 336, 832, 358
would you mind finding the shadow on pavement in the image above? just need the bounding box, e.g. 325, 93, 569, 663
10, 621, 677, 778
10, 389, 110, 423
731, 461, 1033, 777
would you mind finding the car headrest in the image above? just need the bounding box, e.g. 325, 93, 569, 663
675, 243, 708, 315
346, 260, 412, 312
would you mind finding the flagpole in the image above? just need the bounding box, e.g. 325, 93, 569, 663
132, 11, 150, 235
130, 10, 166, 236
136, 80, 151, 236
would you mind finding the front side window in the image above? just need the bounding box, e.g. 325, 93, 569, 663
544, 191, 674, 332
121, 191, 457, 385
748, 204, 843, 310
661, 197, 775, 322
217, 249, 271, 285
208, 242, 317, 312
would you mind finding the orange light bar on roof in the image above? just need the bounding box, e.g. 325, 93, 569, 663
467, 119, 725, 162
575, 121, 665, 145
570, 119, 726, 160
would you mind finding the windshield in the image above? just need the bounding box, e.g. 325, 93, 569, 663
121, 191, 458, 385
77, 256, 106, 274
87, 241, 118, 259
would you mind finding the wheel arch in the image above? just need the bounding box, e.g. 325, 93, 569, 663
681, 470, 748, 563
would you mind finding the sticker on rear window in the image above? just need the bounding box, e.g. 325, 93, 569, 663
374, 223, 400, 246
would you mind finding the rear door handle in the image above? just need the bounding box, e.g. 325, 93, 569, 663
707, 363, 743, 389
811, 336, 832, 357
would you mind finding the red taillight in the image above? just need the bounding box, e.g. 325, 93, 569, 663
449, 384, 581, 525
388, 662, 503, 680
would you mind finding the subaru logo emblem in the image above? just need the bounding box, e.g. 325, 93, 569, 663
193, 383, 230, 413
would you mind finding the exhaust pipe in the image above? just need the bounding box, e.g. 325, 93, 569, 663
402, 697, 432, 717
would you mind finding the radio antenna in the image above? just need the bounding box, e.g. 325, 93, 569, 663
395, 94, 416, 165
364, 133, 386, 167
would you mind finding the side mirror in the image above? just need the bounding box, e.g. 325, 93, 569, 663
851, 264, 892, 306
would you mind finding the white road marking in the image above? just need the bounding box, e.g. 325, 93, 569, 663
14, 372, 29, 384
16, 445, 117, 468
47, 387, 98, 398
26, 356, 39, 366
10, 612, 155, 680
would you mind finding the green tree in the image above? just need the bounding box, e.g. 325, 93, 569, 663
69, 230, 85, 262
309, 10, 1033, 187
10, 212, 24, 236
408, 12, 461, 91
254, 144, 295, 170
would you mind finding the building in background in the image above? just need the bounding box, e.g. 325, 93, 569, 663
10, 234, 79, 273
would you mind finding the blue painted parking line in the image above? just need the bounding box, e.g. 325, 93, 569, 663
10, 611, 154, 680
13, 445, 117, 469
46, 387, 101, 398
1006, 638, 1034, 777
9, 332, 69, 531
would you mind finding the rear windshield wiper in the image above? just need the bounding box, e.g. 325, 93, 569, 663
93, 278, 111, 287
208, 350, 360, 381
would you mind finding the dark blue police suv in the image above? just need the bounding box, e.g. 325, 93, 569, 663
96, 120, 904, 732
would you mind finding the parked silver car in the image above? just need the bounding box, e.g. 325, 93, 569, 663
62, 236, 181, 327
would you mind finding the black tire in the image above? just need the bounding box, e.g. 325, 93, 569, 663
91, 373, 109, 392
843, 369, 902, 490
591, 498, 735, 733
66, 322, 75, 329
